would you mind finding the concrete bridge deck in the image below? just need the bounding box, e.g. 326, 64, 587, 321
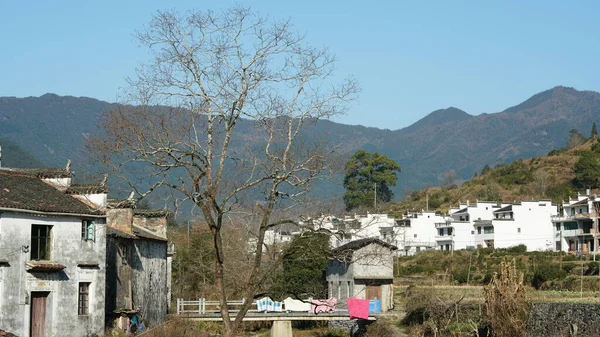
176, 311, 377, 321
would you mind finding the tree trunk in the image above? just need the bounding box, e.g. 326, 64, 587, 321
213, 229, 233, 336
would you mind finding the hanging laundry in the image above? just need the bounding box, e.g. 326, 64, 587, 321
346, 297, 370, 319
256, 297, 269, 312
283, 297, 311, 312
311, 298, 337, 314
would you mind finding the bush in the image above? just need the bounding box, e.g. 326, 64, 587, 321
586, 262, 599, 275
507, 244, 527, 254
532, 263, 566, 289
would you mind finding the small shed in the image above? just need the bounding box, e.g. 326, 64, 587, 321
326, 238, 397, 312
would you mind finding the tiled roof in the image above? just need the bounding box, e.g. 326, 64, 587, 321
495, 205, 513, 213
106, 227, 137, 239
107, 199, 136, 209
132, 225, 168, 241
332, 238, 397, 255
572, 198, 589, 206
25, 261, 66, 272
2, 167, 72, 178
453, 208, 468, 214
65, 184, 108, 195
107, 226, 167, 242
0, 171, 101, 215
133, 209, 170, 218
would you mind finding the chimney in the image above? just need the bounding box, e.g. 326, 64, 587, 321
586, 189, 591, 196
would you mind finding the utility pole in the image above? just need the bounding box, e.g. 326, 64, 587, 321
374, 183, 377, 211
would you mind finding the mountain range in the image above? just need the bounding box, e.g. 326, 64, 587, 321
0, 86, 598, 199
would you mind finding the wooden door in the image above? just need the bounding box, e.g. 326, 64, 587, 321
30, 292, 48, 337
366, 285, 381, 300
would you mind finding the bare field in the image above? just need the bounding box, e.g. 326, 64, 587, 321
395, 285, 600, 304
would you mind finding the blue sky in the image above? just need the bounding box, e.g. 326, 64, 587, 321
1, 1, 599, 130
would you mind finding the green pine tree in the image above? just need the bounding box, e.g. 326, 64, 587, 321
592, 122, 598, 137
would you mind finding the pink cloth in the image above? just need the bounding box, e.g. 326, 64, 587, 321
311, 298, 337, 314
346, 298, 370, 319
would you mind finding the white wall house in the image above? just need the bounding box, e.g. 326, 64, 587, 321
552, 190, 600, 254
436, 201, 502, 251
392, 211, 440, 255
476, 200, 557, 251
0, 169, 107, 337
314, 214, 396, 249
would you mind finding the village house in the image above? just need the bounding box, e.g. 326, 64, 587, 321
326, 238, 396, 312
0, 164, 173, 336
392, 211, 440, 255
105, 199, 173, 330
476, 200, 557, 251
552, 190, 600, 254
0, 168, 106, 337
436, 201, 505, 251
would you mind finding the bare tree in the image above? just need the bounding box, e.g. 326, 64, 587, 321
89, 6, 358, 336
531, 170, 552, 198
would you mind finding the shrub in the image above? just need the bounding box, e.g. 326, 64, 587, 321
532, 263, 566, 289
507, 244, 527, 254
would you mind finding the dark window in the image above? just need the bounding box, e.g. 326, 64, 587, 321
477, 227, 482, 234
81, 220, 95, 242
120, 245, 128, 266
484, 226, 494, 234
448, 228, 453, 235
78, 282, 90, 315
413, 234, 417, 238
518, 228, 521, 233
31, 225, 52, 260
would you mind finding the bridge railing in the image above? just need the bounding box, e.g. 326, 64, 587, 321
177, 298, 259, 315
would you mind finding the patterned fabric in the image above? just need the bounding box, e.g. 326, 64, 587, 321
256, 297, 283, 312
311, 298, 337, 314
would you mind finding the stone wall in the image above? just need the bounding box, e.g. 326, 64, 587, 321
527, 303, 600, 337
329, 320, 370, 337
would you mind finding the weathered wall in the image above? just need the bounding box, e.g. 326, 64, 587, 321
131, 239, 168, 327
0, 212, 106, 337
106, 236, 169, 329
132, 216, 166, 237
107, 208, 134, 234
352, 245, 394, 279
527, 303, 600, 337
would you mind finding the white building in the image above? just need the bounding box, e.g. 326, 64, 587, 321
552, 190, 600, 254
392, 211, 441, 255
477, 200, 557, 251
315, 212, 440, 256
436, 201, 502, 251
436, 200, 558, 252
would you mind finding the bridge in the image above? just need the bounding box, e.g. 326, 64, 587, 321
175, 298, 377, 336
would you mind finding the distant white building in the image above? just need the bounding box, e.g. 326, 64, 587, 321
315, 212, 440, 256
436, 201, 503, 251
552, 190, 600, 254
392, 211, 440, 255
436, 200, 558, 252
478, 200, 557, 251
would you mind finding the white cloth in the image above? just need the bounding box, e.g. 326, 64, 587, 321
283, 297, 311, 312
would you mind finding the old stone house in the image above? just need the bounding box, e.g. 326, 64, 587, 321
0, 165, 173, 336
105, 199, 173, 330
326, 238, 396, 312
0, 168, 107, 337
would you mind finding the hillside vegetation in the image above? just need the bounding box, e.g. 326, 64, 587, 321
385, 135, 599, 215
